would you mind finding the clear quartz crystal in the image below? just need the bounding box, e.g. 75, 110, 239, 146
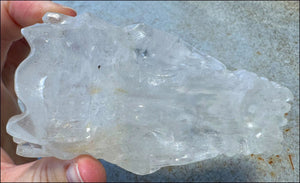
7, 12, 293, 175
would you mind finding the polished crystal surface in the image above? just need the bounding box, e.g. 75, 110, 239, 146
7, 12, 293, 175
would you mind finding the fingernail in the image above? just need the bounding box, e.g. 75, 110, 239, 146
55, 3, 77, 16
48, 1, 77, 17
66, 163, 84, 182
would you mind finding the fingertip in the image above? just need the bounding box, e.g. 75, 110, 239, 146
59, 5, 77, 17
8, 1, 77, 27
75, 155, 107, 182
54, 2, 77, 17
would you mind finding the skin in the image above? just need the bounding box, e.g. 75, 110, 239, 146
1, 1, 106, 182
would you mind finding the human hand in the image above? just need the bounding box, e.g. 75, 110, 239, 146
1, 1, 106, 182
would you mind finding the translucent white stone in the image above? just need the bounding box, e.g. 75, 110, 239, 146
7, 12, 293, 175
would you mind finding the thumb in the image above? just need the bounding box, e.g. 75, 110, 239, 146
1, 148, 106, 182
